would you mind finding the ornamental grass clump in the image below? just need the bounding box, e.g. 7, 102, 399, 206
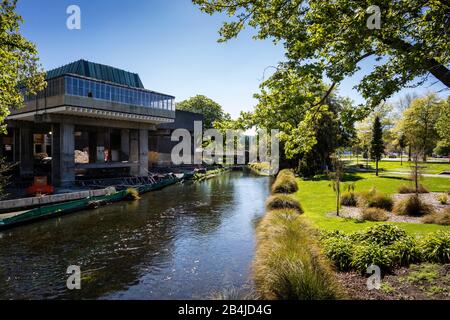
340, 192, 358, 207
422, 208, 450, 226
398, 184, 429, 194
254, 209, 342, 300
265, 194, 303, 214
393, 195, 434, 217
271, 170, 298, 194
358, 189, 393, 211
361, 208, 389, 222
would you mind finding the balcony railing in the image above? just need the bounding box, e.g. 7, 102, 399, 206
24, 75, 175, 111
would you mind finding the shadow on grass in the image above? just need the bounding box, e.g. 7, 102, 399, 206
304, 173, 365, 182
380, 175, 412, 181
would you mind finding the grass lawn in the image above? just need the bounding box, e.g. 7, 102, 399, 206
346, 159, 450, 174
296, 172, 450, 236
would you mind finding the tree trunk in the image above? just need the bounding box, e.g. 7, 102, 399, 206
400, 148, 403, 166
376, 160, 379, 176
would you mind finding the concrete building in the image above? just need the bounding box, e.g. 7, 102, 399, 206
2, 60, 200, 187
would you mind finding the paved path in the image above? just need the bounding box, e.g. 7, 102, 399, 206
382, 171, 450, 179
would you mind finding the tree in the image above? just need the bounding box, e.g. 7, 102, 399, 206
398, 134, 407, 166
328, 153, 344, 217
176, 95, 230, 129
396, 93, 442, 161
0, 0, 46, 132
435, 96, 450, 154
370, 116, 384, 176
193, 0, 450, 109
215, 67, 361, 176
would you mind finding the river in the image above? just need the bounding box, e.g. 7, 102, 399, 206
0, 171, 270, 299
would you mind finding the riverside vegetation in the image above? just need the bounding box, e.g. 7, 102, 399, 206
253, 169, 342, 299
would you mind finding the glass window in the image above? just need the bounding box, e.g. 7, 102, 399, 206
94, 83, 100, 99
106, 85, 111, 100
78, 79, 84, 96
65, 77, 71, 95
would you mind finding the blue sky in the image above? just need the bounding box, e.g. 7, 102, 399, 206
16, 0, 449, 118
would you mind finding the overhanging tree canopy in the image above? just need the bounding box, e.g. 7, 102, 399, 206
193, 0, 450, 107
0, 0, 46, 132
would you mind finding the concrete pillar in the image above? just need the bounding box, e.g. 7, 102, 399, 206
139, 129, 149, 177
129, 129, 139, 175
20, 126, 34, 177
13, 127, 21, 164
120, 129, 130, 161
88, 131, 97, 164
61, 123, 75, 186
51, 124, 60, 185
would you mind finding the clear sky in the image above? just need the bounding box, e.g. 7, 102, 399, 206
16, 0, 449, 118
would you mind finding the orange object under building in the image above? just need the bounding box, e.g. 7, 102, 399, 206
26, 176, 55, 196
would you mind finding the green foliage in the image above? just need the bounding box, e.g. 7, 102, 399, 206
193, 0, 450, 108
321, 236, 353, 271
357, 224, 408, 246
388, 237, 422, 267
266, 194, 303, 214
321, 225, 422, 273
176, 95, 230, 129
361, 208, 389, 222
437, 194, 448, 205
0, 0, 46, 132
393, 195, 434, 217
351, 243, 393, 273
370, 116, 384, 163
435, 97, 450, 147
254, 209, 341, 299
419, 232, 450, 264
395, 94, 442, 158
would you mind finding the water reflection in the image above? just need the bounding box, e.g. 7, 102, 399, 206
0, 172, 270, 300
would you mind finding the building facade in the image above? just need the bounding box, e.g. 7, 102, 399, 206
2, 60, 200, 187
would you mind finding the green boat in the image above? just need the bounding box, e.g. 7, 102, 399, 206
0, 177, 180, 231
0, 190, 129, 230
137, 177, 180, 194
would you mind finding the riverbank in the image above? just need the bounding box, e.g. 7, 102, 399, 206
253, 170, 343, 299
294, 171, 450, 300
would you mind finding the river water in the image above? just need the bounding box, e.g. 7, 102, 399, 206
0, 171, 270, 299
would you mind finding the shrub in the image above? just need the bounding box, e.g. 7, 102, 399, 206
126, 188, 141, 200
388, 237, 421, 267
422, 208, 450, 225
271, 174, 299, 194
266, 194, 303, 213
351, 243, 394, 273
340, 192, 358, 207
320, 225, 433, 273
357, 224, 408, 246
358, 190, 393, 211
361, 208, 389, 222
437, 194, 448, 205
393, 195, 434, 217
254, 209, 341, 299
419, 231, 450, 263
277, 169, 296, 178
321, 236, 353, 271
398, 185, 429, 194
